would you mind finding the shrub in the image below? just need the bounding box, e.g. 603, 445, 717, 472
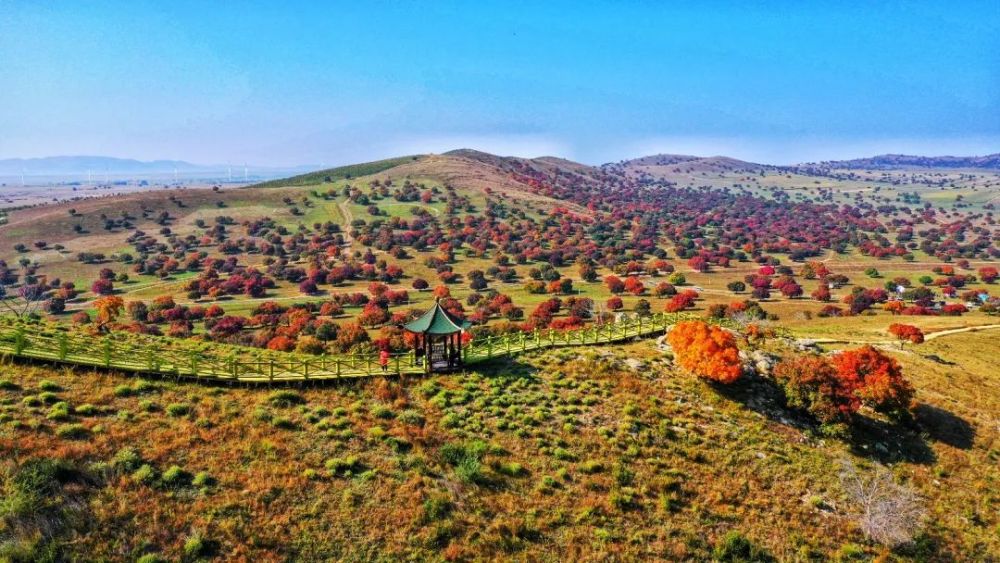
666, 321, 742, 383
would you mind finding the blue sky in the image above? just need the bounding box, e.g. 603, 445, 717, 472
1, 1, 997, 166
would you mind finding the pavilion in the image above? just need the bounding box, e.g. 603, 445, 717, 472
402, 299, 471, 373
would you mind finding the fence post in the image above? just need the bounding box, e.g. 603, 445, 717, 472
336, 358, 341, 377
520, 332, 526, 352
487, 335, 493, 358
58, 333, 68, 360
13, 327, 26, 356
103, 338, 112, 368
269, 359, 275, 383
304, 359, 309, 381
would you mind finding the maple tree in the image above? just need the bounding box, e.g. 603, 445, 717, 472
93, 295, 124, 332
667, 320, 742, 383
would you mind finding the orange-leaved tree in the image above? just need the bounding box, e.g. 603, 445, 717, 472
93, 295, 124, 332
667, 320, 742, 383
831, 345, 914, 420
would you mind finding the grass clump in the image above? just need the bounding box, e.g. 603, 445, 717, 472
38, 380, 62, 392
55, 423, 89, 440
712, 531, 771, 562
46, 401, 71, 421
165, 403, 191, 417
325, 456, 365, 478
160, 465, 189, 488
267, 390, 305, 408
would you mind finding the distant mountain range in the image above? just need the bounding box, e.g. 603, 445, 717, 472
0, 156, 317, 177
797, 153, 1000, 170
2, 151, 998, 180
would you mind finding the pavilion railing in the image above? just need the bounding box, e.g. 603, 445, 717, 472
0, 312, 709, 383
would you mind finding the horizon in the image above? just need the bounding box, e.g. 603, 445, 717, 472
1, 1, 998, 166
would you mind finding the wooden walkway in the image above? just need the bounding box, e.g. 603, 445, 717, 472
0, 312, 702, 384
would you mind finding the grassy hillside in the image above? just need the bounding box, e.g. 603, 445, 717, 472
2, 331, 998, 561
250, 155, 425, 189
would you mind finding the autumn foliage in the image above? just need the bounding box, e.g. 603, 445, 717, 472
667, 320, 742, 383
775, 345, 915, 426
831, 345, 914, 419
774, 354, 859, 425
888, 323, 924, 344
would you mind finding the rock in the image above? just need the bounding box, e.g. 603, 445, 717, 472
623, 358, 645, 371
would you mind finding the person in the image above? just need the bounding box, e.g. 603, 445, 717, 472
379, 348, 390, 373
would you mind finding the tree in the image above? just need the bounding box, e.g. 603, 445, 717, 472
90, 278, 115, 296
93, 295, 124, 332
666, 320, 742, 384
606, 296, 623, 311
888, 323, 924, 345
978, 266, 998, 284
333, 322, 370, 353
774, 354, 858, 427
726, 281, 745, 293
604, 275, 625, 294
780, 281, 803, 299
831, 346, 914, 420
623, 276, 645, 295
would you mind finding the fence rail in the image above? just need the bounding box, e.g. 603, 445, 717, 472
0, 312, 701, 384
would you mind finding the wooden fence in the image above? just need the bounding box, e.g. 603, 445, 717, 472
0, 312, 703, 384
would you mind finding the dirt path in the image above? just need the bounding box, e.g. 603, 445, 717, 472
337, 200, 354, 246
803, 323, 1000, 346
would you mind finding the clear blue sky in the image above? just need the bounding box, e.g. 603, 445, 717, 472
1, 1, 997, 166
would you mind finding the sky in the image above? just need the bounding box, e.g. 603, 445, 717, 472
1, 1, 998, 166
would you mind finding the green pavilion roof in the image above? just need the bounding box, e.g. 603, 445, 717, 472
403, 299, 471, 335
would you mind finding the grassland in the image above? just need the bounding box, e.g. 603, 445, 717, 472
1, 328, 997, 560
1, 152, 999, 561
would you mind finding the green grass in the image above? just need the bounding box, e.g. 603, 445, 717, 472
250, 155, 426, 189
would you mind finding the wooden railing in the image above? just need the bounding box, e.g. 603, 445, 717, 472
0, 312, 704, 383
